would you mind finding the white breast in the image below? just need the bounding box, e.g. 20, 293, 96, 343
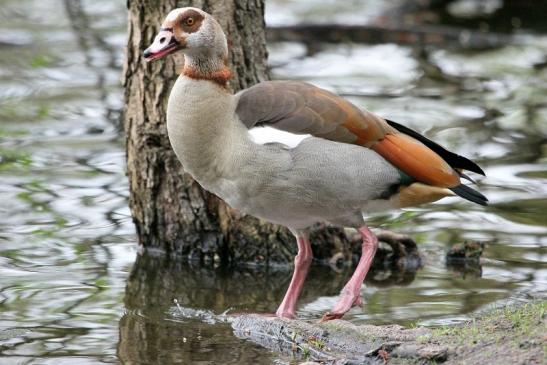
166, 76, 241, 189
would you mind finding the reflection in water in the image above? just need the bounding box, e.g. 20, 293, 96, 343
122, 251, 419, 317
0, 0, 546, 363
118, 254, 287, 365
446, 256, 483, 279
117, 252, 418, 363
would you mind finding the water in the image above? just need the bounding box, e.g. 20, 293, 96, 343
1, 0, 546, 363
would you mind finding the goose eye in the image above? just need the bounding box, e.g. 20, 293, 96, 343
185, 17, 195, 26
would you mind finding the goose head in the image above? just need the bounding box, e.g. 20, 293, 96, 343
143, 7, 228, 63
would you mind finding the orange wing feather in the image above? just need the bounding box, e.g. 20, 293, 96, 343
329, 99, 461, 188
341, 108, 395, 147
314, 92, 461, 188
371, 134, 460, 188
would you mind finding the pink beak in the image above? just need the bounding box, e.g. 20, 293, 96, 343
143, 28, 183, 61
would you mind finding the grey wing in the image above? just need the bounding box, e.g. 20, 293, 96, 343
235, 136, 402, 228
285, 137, 402, 208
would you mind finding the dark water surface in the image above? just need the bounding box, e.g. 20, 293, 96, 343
1, 0, 546, 363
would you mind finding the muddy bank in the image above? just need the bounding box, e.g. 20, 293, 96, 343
232, 301, 546, 364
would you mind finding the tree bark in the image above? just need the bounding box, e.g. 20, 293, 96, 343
123, 0, 352, 264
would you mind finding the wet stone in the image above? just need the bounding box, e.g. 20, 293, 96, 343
446, 241, 485, 261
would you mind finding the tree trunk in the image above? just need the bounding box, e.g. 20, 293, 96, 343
123, 0, 351, 264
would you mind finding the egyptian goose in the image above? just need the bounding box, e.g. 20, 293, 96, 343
143, 8, 487, 320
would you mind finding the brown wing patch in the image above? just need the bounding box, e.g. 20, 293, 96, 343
372, 134, 460, 188
392, 183, 454, 208
341, 108, 395, 147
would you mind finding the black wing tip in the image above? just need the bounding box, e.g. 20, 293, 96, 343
465, 163, 486, 176
450, 184, 489, 206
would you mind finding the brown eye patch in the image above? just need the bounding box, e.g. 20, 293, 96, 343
178, 9, 204, 33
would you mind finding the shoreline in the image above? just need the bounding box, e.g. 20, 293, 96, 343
233, 300, 546, 364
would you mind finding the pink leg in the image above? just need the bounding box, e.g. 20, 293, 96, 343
322, 225, 378, 321
276, 233, 313, 319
